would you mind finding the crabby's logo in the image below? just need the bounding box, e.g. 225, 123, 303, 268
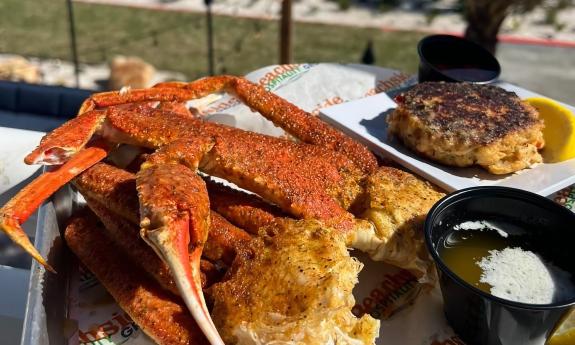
196, 97, 242, 117
258, 64, 313, 91
79, 312, 142, 345
352, 269, 418, 319
197, 64, 313, 116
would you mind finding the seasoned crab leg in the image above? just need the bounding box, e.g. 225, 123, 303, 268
10, 110, 225, 344
136, 137, 224, 345
2, 80, 379, 344
79, 76, 378, 174
88, 102, 365, 232
76, 87, 367, 231
102, 104, 365, 231
74, 162, 252, 266
85, 198, 222, 293
204, 178, 286, 234
4, 96, 369, 268
0, 140, 109, 272
65, 210, 209, 345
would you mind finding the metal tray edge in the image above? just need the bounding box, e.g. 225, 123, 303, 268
20, 185, 76, 345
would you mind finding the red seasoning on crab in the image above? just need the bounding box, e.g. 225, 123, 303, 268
1, 76, 446, 345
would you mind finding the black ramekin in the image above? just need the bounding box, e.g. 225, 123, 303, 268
424, 186, 575, 345
417, 35, 501, 84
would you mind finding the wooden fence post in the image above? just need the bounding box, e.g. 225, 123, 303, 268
205, 0, 215, 75
66, 0, 80, 88
280, 0, 292, 64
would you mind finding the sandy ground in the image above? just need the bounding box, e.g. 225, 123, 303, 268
77, 0, 575, 42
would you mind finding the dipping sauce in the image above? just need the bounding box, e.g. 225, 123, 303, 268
439, 220, 575, 304
418, 35, 501, 84
434, 64, 499, 83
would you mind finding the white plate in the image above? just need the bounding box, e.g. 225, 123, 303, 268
0, 127, 44, 195
320, 82, 575, 196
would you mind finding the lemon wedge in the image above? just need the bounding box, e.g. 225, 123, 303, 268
525, 97, 575, 163
547, 309, 575, 345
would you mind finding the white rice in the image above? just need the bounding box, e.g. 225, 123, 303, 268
453, 220, 509, 238
477, 247, 574, 304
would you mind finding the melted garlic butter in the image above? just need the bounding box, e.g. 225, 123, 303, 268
210, 219, 379, 345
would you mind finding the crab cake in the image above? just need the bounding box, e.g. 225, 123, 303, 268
387, 82, 544, 174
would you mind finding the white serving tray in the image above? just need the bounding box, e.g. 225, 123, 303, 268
320, 82, 575, 196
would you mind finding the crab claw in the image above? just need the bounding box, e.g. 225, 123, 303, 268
0, 145, 109, 272
137, 138, 224, 345
0, 216, 53, 272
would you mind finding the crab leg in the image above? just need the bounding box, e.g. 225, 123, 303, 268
78, 76, 377, 174
4, 91, 368, 270
78, 76, 234, 113
85, 197, 224, 292
3, 80, 377, 345
2, 111, 223, 343
65, 210, 209, 345
86, 196, 188, 294
0, 142, 109, 272
136, 137, 224, 345
205, 211, 252, 263
221, 77, 379, 175
0, 109, 113, 271
25, 110, 108, 165
73, 162, 141, 224
154, 77, 378, 174
73, 162, 252, 266
204, 178, 285, 234
118, 106, 359, 225
75, 80, 373, 234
